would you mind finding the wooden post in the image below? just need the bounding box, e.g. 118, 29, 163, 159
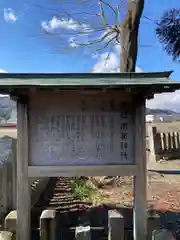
165, 133, 169, 151
133, 96, 147, 240
168, 133, 171, 151
172, 132, 176, 150
146, 125, 156, 167
16, 98, 30, 240
177, 132, 180, 148
174, 132, 178, 149
160, 133, 164, 151
108, 209, 124, 240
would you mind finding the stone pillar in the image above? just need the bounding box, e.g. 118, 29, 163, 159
108, 210, 124, 240
40, 209, 56, 240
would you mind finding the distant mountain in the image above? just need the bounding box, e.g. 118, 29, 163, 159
0, 96, 178, 123
146, 108, 178, 115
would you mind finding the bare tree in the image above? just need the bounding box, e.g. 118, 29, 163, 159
120, 0, 145, 72
38, 0, 145, 72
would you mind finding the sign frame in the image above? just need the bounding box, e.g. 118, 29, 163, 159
17, 88, 147, 240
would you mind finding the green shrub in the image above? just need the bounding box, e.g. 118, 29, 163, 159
71, 177, 95, 200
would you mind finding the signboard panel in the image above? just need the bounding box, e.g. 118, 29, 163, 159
29, 95, 135, 166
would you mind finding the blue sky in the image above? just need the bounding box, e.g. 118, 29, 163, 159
0, 0, 180, 110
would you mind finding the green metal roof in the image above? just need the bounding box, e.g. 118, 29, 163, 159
0, 72, 175, 86
0, 71, 179, 97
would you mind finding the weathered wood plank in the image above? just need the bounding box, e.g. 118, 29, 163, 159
16, 98, 30, 240
133, 96, 147, 240
28, 165, 137, 177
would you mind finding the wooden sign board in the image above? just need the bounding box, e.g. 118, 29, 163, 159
13, 71, 175, 240
16, 85, 149, 240
28, 90, 136, 176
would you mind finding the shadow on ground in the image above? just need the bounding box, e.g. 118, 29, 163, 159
55, 204, 180, 240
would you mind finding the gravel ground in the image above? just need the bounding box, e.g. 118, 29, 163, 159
98, 165, 180, 212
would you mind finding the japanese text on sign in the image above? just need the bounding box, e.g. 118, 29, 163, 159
29, 101, 134, 166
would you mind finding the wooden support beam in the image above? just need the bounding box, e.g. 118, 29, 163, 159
16, 98, 30, 240
133, 96, 147, 240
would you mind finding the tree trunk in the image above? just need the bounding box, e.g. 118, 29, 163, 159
87, 1, 145, 187
120, 0, 145, 72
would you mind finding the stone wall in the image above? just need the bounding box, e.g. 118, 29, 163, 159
0, 132, 49, 223
146, 122, 180, 162
0, 137, 17, 222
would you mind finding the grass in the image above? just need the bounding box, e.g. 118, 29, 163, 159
70, 177, 107, 205
71, 177, 96, 201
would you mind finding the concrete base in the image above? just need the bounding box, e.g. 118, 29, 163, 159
4, 211, 17, 233
40, 209, 56, 240
0, 231, 14, 240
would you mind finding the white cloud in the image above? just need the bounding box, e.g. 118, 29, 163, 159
0, 69, 7, 73
41, 17, 90, 33
135, 66, 144, 72
100, 29, 117, 43
92, 46, 179, 111
68, 37, 79, 48
146, 91, 180, 112
92, 52, 119, 73
4, 8, 17, 23
92, 45, 142, 73
92, 50, 180, 111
